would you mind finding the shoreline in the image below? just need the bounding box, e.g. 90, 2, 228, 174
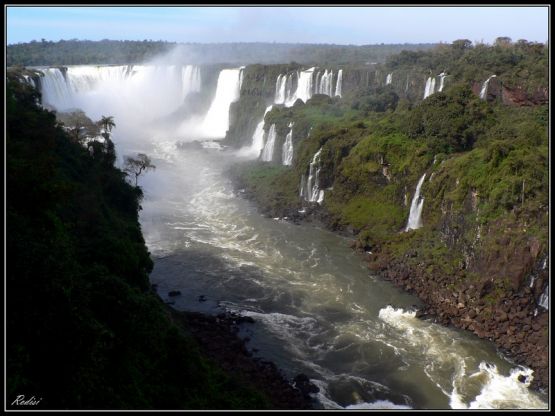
155, 289, 316, 410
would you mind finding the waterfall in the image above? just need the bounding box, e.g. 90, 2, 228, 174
480, 75, 497, 100
529, 275, 537, 288
327, 71, 334, 96
282, 123, 294, 166
201, 67, 244, 138
275, 73, 296, 106
275, 74, 287, 104
423, 77, 436, 99
39, 68, 77, 110
538, 285, 549, 310
291, 67, 316, 104
241, 105, 273, 158
315, 71, 322, 93
37, 64, 202, 119
22, 74, 36, 88
405, 173, 427, 231
386, 73, 392, 85
301, 147, 325, 204
260, 123, 277, 162
285, 74, 294, 103
438, 72, 447, 92
181, 65, 202, 100
318, 69, 334, 96
335, 69, 343, 97
276, 67, 320, 107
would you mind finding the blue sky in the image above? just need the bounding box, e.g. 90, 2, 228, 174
6, 6, 549, 45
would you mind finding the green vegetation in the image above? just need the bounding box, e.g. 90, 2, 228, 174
6, 80, 275, 409
231, 39, 548, 293
7, 39, 437, 66
385, 37, 548, 93
230, 162, 302, 217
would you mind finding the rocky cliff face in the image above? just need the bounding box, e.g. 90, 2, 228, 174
366, 201, 549, 390
472, 77, 548, 106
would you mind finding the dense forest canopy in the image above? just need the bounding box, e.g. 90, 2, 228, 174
7, 39, 438, 66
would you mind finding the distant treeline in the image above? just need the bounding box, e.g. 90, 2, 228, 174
7, 39, 438, 66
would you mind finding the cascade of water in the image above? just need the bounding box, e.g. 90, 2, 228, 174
538, 285, 549, 310
423, 77, 436, 99
275, 74, 286, 104
480, 75, 497, 100
299, 174, 306, 197
282, 123, 294, 166
260, 124, 277, 162
39, 68, 79, 110
37, 64, 203, 121
302, 147, 325, 203
335, 69, 343, 97
315, 71, 322, 94
318, 69, 334, 96
288, 67, 315, 105
327, 70, 334, 96
201, 67, 243, 138
386, 73, 392, 85
438, 72, 447, 92
423, 77, 432, 99
529, 275, 537, 288
405, 173, 427, 231
22, 74, 36, 88
181, 65, 202, 100
285, 74, 294, 103
241, 105, 273, 158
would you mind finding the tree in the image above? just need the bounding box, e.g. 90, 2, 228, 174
98, 115, 116, 140
494, 37, 512, 48
452, 39, 473, 50
97, 115, 117, 165
123, 153, 156, 186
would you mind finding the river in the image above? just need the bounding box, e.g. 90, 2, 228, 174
139, 142, 548, 410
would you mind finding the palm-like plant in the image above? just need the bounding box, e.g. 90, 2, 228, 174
99, 115, 116, 139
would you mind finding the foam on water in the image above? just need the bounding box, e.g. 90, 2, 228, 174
346, 400, 412, 409
378, 306, 546, 409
